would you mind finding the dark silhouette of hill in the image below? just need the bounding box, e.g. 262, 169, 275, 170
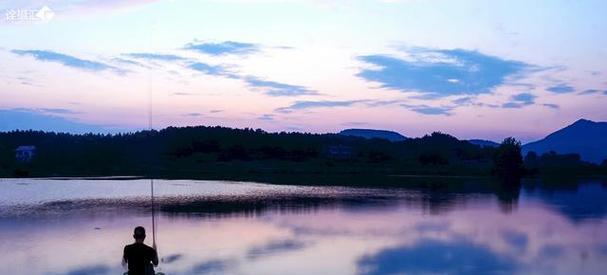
339, 129, 407, 142
468, 139, 499, 148
523, 119, 607, 164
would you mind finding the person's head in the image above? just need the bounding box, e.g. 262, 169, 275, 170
133, 226, 146, 242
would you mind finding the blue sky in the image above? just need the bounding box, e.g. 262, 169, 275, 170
0, 0, 606, 142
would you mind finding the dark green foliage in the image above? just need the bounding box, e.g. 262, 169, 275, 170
0, 127, 604, 178
493, 137, 524, 179
524, 150, 602, 175
418, 153, 449, 165
523, 151, 539, 174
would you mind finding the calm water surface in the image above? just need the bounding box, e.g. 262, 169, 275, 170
1, 177, 606, 275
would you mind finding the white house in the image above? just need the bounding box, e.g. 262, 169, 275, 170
15, 145, 36, 162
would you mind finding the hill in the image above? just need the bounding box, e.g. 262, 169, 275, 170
339, 129, 407, 142
523, 119, 607, 164
468, 139, 499, 148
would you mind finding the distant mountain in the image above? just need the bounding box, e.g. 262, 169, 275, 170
339, 128, 407, 142
468, 139, 500, 148
523, 119, 607, 164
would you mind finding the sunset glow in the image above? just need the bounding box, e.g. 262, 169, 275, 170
1, 0, 606, 142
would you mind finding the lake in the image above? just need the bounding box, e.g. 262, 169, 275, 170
1, 177, 606, 275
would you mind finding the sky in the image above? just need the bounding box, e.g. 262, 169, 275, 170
0, 0, 606, 142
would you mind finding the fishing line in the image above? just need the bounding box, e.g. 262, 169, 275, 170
148, 56, 157, 251
146, 19, 158, 255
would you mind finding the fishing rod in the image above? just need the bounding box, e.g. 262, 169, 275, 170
149, 65, 157, 251
150, 180, 156, 249
147, 57, 164, 275
145, 31, 162, 275
146, 21, 168, 275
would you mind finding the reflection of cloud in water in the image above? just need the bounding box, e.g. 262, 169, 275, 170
188, 258, 235, 274
247, 239, 308, 259
414, 221, 450, 232
357, 239, 517, 275
598, 244, 607, 256
63, 264, 111, 275
289, 224, 361, 236
501, 229, 528, 252
539, 244, 565, 260
162, 253, 183, 263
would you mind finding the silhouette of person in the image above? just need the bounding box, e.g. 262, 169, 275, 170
122, 226, 159, 275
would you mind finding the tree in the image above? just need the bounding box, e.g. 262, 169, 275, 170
493, 137, 524, 179
523, 151, 539, 173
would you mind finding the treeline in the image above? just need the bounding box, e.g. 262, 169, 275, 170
0, 126, 605, 178
524, 150, 606, 175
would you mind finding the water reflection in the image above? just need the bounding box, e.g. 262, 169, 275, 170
522, 179, 607, 222
0, 177, 606, 274
495, 179, 522, 213
64, 264, 111, 275
358, 238, 517, 275
247, 239, 308, 260
188, 258, 234, 274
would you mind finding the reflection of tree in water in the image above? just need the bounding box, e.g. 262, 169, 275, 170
187, 175, 607, 220
417, 190, 466, 215
159, 177, 504, 218
522, 177, 607, 222
495, 178, 522, 214
411, 178, 496, 215
159, 194, 403, 218
11, 176, 604, 223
